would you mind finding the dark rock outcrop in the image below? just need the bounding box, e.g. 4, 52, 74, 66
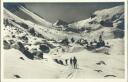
3, 40, 11, 49
39, 44, 50, 53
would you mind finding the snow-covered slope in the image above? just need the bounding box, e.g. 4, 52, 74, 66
4, 39, 124, 79
4, 8, 81, 41
69, 5, 124, 39
5, 5, 52, 27
18, 6, 52, 27
4, 49, 64, 78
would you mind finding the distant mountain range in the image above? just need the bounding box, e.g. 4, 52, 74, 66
4, 5, 124, 41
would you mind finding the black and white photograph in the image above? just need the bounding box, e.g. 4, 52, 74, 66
1, 0, 127, 81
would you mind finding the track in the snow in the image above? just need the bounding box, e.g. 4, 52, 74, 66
66, 68, 82, 79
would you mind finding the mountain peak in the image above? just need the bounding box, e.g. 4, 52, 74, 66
94, 5, 124, 18
53, 19, 68, 26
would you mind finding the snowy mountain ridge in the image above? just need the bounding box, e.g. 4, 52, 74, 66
69, 5, 124, 39
4, 5, 52, 27
4, 7, 78, 41
19, 6, 53, 27
4, 5, 124, 40
70, 5, 124, 28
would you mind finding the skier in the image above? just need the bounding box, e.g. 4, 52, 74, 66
65, 59, 68, 65
70, 58, 73, 67
73, 57, 77, 69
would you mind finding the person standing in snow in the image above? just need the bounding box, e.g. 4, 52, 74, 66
70, 58, 73, 67
65, 59, 68, 65
73, 57, 77, 69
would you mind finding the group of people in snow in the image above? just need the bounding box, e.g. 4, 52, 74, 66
54, 56, 78, 69
69, 57, 78, 69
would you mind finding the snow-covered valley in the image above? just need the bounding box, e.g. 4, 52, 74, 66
3, 4, 125, 79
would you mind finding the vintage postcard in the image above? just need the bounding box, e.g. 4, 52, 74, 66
1, 0, 127, 82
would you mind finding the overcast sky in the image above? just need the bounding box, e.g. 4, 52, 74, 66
4, 2, 124, 23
